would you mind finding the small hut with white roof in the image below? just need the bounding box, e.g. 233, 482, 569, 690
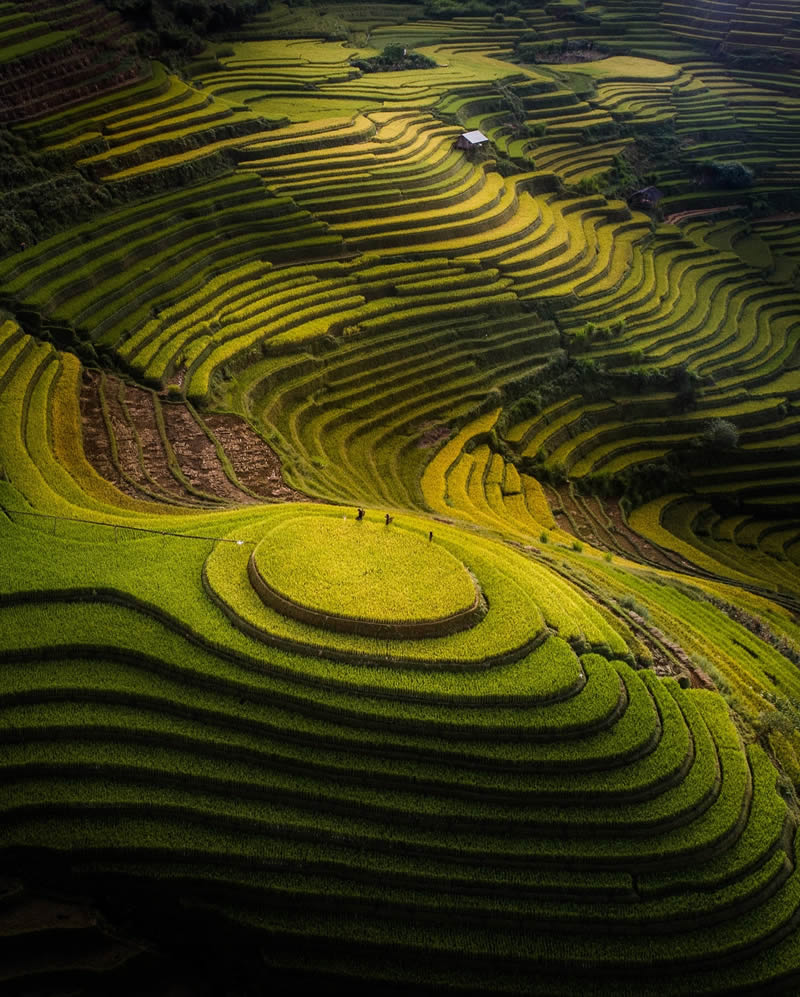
456, 130, 489, 150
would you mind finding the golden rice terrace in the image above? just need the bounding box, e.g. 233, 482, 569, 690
1, 0, 799, 993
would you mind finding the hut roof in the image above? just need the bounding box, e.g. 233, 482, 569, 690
632, 186, 664, 203
461, 130, 489, 145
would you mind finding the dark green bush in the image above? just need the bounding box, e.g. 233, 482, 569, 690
701, 418, 739, 451
352, 45, 437, 73
699, 160, 755, 189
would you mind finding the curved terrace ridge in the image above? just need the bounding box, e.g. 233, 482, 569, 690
201, 504, 577, 669
3, 2, 800, 992
248, 512, 484, 638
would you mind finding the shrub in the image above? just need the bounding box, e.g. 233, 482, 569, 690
701, 418, 739, 451
424, 0, 491, 18
701, 160, 755, 189
691, 654, 730, 696
619, 593, 649, 620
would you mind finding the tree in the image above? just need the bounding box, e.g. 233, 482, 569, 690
382, 43, 405, 62
672, 363, 698, 411
702, 418, 739, 450
702, 160, 754, 189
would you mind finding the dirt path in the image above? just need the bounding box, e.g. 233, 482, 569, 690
665, 204, 744, 225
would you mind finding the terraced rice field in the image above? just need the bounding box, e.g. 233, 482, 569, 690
1, 0, 800, 993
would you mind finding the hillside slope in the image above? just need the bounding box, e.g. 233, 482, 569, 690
1, 1, 799, 993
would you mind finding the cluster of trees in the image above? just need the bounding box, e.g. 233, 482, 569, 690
98, 0, 268, 59
520, 449, 690, 505
518, 413, 739, 506
423, 0, 518, 19
572, 318, 626, 346
0, 131, 118, 258
0, 125, 242, 261
351, 45, 437, 73
494, 350, 743, 505
516, 36, 606, 64
697, 159, 754, 190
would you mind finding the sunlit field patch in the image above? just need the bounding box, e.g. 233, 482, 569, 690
251, 511, 480, 631
557, 56, 681, 81
3, 3, 800, 991
204, 503, 549, 664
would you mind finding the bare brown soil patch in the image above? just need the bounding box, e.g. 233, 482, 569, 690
120, 382, 207, 504
161, 403, 257, 505
542, 483, 580, 540
599, 495, 698, 573
540, 482, 701, 575
82, 370, 188, 503
757, 212, 800, 223
204, 413, 309, 502
80, 372, 308, 507
554, 485, 604, 548
79, 372, 143, 501
416, 422, 453, 449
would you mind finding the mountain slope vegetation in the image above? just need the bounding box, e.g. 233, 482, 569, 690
1, 0, 799, 993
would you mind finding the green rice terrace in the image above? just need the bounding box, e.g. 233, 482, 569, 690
1, 0, 800, 993
246, 510, 484, 635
